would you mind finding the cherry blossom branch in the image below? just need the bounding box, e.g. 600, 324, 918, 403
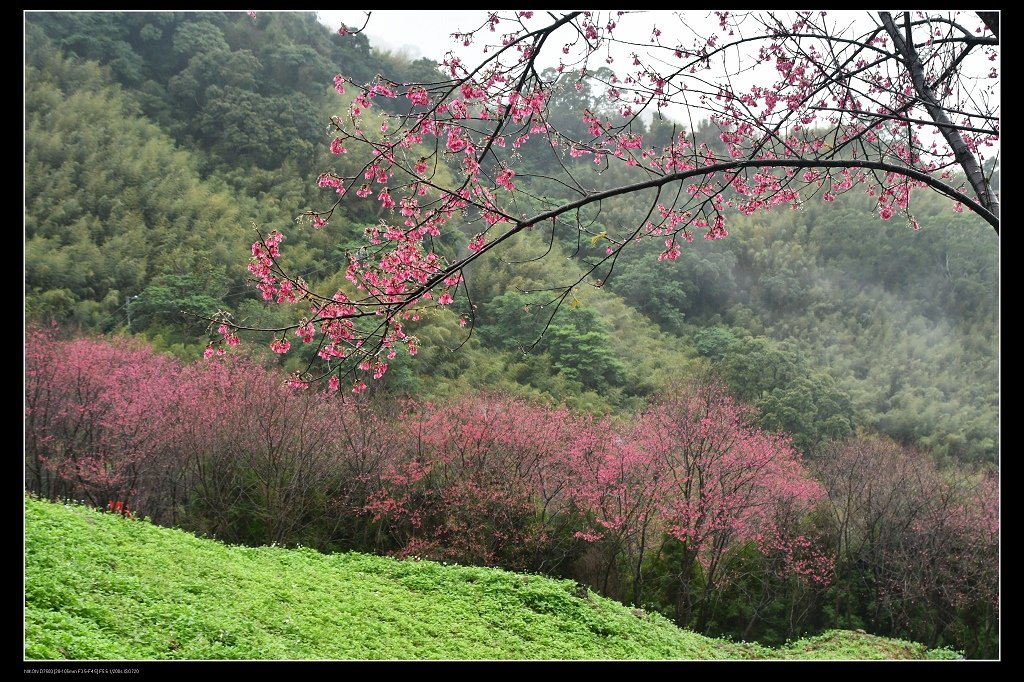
212, 11, 998, 388
879, 11, 999, 220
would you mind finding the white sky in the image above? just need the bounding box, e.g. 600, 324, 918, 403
315, 10, 726, 70
314, 9, 998, 143
317, 10, 497, 61
315, 10, 751, 124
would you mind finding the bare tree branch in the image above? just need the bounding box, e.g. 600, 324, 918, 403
880, 11, 999, 221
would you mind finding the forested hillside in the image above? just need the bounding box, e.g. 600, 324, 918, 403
24, 10, 998, 659
25, 11, 997, 460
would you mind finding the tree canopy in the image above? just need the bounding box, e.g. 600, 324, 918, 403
214, 11, 999, 392
25, 10, 997, 460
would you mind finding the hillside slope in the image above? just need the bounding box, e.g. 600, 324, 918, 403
24, 498, 957, 660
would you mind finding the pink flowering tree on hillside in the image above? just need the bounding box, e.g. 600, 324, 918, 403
24, 328, 185, 514
813, 438, 999, 652
565, 417, 664, 600
363, 393, 585, 569
562, 377, 829, 622
216, 10, 998, 388
628, 380, 828, 627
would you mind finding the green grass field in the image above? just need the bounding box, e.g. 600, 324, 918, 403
24, 497, 959, 660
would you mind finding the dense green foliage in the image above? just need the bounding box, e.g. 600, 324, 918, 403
25, 498, 958, 660
25, 11, 998, 459
25, 50, 245, 338
519, 86, 997, 460
24, 14, 691, 413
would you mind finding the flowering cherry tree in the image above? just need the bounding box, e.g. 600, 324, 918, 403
363, 394, 583, 569
569, 379, 829, 622
218, 10, 998, 389
813, 438, 999, 650
24, 327, 185, 512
